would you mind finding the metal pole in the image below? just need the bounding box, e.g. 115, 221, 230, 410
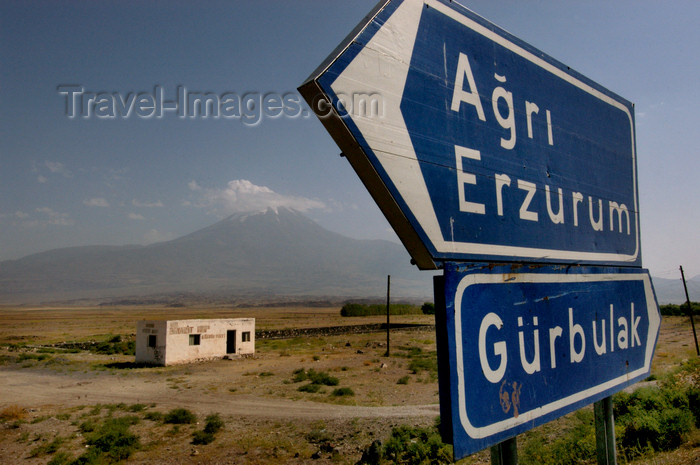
490, 436, 517, 465
680, 266, 699, 356
385, 274, 390, 357
594, 396, 617, 465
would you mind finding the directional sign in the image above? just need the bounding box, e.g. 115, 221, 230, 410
435, 263, 660, 459
299, 0, 640, 270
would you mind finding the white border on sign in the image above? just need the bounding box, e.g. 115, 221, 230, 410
453, 272, 659, 439
331, 0, 639, 265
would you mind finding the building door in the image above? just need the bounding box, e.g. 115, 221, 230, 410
226, 330, 237, 354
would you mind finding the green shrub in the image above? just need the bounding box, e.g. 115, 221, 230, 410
331, 387, 354, 397
308, 370, 339, 386
659, 302, 700, 316
191, 430, 215, 445
203, 414, 224, 434
292, 369, 338, 386
358, 425, 452, 465
397, 376, 410, 385
298, 383, 321, 393
191, 414, 224, 445
421, 302, 435, 315
164, 408, 196, 424
614, 380, 696, 457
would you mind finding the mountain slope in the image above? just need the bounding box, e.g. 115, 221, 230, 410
0, 208, 431, 303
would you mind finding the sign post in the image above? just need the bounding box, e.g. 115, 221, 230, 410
299, 0, 658, 462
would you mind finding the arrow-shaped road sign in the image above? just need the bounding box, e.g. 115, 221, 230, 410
435, 264, 660, 459
299, 0, 640, 270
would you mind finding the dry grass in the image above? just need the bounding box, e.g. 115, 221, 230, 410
0, 404, 26, 422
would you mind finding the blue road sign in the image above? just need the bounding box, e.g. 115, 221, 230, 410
436, 263, 660, 459
299, 0, 640, 270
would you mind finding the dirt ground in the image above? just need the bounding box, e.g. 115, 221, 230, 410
0, 306, 698, 464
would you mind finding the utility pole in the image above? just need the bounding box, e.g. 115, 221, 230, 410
680, 266, 699, 356
385, 275, 391, 357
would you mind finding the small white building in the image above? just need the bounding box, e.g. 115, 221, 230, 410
135, 318, 255, 366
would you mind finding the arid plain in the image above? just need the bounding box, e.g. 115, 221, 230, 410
1, 306, 698, 464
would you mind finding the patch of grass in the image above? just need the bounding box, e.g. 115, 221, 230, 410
127, 403, 147, 412
77, 416, 141, 464
0, 405, 26, 422
17, 353, 51, 362
144, 411, 163, 422
306, 424, 332, 444
29, 435, 64, 457
47, 451, 72, 465
397, 376, 410, 385
79, 420, 98, 433
164, 408, 196, 424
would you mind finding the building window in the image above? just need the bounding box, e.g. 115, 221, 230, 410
242, 331, 251, 342
189, 334, 201, 346
148, 335, 157, 348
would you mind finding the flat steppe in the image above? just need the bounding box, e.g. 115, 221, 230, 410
0, 306, 698, 464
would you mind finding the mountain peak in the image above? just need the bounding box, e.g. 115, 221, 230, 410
0, 208, 428, 304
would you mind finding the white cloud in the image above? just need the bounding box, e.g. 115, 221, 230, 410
191, 179, 326, 216
15, 211, 29, 219
44, 161, 72, 178
84, 197, 110, 207
188, 180, 201, 191
128, 213, 145, 220
37, 175, 47, 183
132, 199, 163, 208
34, 207, 74, 226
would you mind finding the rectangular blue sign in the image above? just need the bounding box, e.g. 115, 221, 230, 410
300, 0, 640, 269
437, 263, 660, 459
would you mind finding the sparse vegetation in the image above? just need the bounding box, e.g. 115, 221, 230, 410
77, 415, 141, 464
0, 307, 697, 465
191, 413, 225, 445
517, 358, 700, 465
93, 335, 135, 356
292, 368, 339, 386
340, 303, 423, 317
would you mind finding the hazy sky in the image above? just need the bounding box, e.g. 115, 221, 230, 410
1, 1, 698, 281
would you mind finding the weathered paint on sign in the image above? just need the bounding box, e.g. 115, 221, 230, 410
299, 0, 639, 269
436, 263, 660, 459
